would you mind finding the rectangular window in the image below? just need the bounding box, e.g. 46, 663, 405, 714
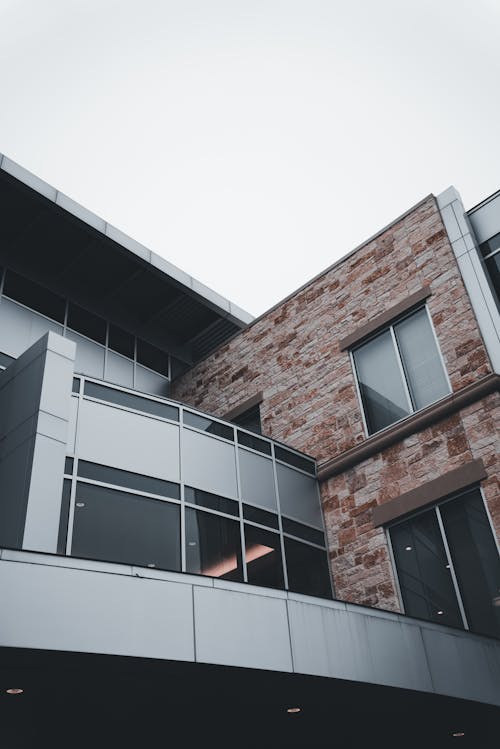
84, 380, 179, 421
389, 487, 500, 638
244, 524, 284, 589
352, 307, 449, 435
71, 482, 181, 571
185, 508, 243, 581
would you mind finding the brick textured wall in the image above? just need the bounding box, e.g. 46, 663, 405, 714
172, 195, 499, 611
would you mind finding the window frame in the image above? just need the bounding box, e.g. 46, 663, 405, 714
386, 485, 500, 634
350, 304, 451, 437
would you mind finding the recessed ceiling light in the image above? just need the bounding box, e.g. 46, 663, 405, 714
452, 731, 465, 737
437, 610, 444, 615
6, 688, 23, 695
188, 541, 197, 546
445, 564, 450, 569
286, 707, 301, 714
147, 563, 156, 568
405, 546, 412, 551
76, 502, 85, 508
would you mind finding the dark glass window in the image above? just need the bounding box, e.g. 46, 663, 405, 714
390, 511, 464, 628
244, 524, 284, 589
84, 381, 179, 421
0, 351, 15, 368
184, 486, 239, 516
78, 460, 180, 500
64, 457, 74, 475
71, 482, 181, 570
137, 339, 169, 376
237, 430, 272, 456
184, 411, 234, 441
352, 308, 449, 435
243, 504, 279, 529
57, 479, 72, 554
231, 403, 262, 435
72, 377, 81, 394
3, 270, 66, 322
108, 324, 135, 359
284, 538, 332, 599
185, 508, 243, 581
274, 445, 316, 475
67, 302, 107, 344
282, 517, 325, 546
440, 490, 500, 639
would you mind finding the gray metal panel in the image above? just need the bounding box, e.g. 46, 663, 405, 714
105, 350, 134, 389
76, 399, 180, 482
193, 585, 293, 671
0, 559, 195, 662
65, 331, 105, 379
238, 448, 277, 510
0, 333, 75, 552
364, 614, 433, 691
422, 628, 500, 705
135, 364, 169, 396
276, 463, 323, 527
182, 429, 238, 499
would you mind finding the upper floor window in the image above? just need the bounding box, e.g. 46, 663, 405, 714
351, 307, 450, 435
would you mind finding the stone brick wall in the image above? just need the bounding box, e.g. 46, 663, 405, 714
172, 195, 499, 611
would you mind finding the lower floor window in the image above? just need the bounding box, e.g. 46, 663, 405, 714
389, 487, 500, 639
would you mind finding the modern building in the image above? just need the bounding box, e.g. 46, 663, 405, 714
0, 154, 499, 747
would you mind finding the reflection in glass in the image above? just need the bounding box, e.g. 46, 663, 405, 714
243, 504, 279, 529
71, 483, 180, 571
244, 525, 284, 589
84, 381, 179, 421
440, 490, 500, 639
390, 511, 463, 628
284, 538, 332, 598
184, 486, 239, 516
78, 459, 180, 499
185, 508, 243, 581
353, 331, 410, 434
395, 309, 448, 411
183, 411, 234, 441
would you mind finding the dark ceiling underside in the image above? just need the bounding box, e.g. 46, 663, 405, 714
0, 170, 244, 365
0, 647, 498, 749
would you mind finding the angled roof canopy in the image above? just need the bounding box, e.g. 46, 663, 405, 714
0, 154, 253, 367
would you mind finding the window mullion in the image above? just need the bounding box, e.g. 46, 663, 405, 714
435, 505, 469, 630
389, 325, 414, 413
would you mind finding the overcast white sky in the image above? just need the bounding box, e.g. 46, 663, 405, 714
0, 0, 499, 316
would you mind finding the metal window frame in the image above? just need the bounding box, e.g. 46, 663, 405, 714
386, 485, 500, 633
350, 304, 451, 438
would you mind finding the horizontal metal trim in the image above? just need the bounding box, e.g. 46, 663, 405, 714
338, 286, 432, 352
317, 373, 500, 480
372, 459, 487, 527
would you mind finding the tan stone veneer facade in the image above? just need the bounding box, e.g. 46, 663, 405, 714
172, 195, 500, 613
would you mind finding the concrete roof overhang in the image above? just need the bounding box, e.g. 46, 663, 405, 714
0, 155, 253, 368
0, 550, 499, 748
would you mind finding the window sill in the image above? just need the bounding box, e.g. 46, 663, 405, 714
317, 373, 499, 480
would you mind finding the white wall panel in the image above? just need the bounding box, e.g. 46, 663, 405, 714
182, 429, 237, 498
77, 399, 180, 481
